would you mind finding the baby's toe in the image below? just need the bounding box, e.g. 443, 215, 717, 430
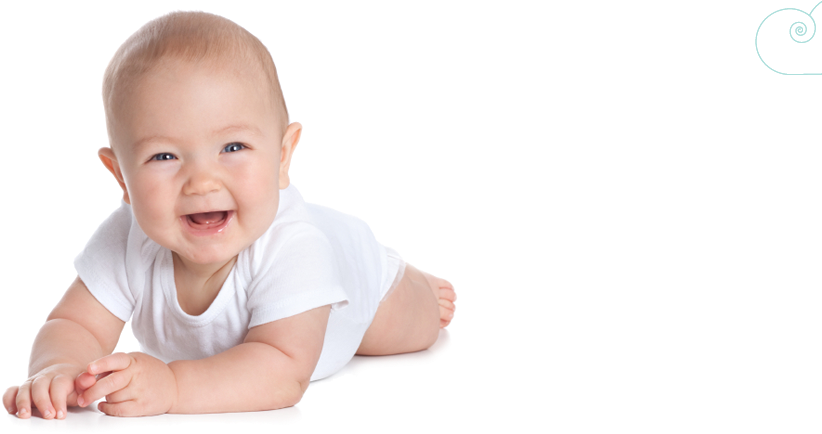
438, 300, 454, 328
439, 286, 457, 303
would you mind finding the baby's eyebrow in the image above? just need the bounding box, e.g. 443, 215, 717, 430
130, 124, 263, 150
212, 124, 263, 138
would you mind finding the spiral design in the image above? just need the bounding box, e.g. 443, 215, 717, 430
790, 20, 814, 43
756, 6, 822, 74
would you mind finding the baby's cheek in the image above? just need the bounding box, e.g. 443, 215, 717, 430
239, 166, 277, 203
130, 199, 176, 246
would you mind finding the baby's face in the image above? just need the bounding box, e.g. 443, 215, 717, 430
105, 60, 292, 267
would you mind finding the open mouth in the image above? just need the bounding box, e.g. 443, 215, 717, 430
183, 210, 233, 234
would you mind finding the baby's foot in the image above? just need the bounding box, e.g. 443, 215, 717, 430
422, 272, 456, 328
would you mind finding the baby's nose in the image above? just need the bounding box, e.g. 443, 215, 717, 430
183, 169, 221, 196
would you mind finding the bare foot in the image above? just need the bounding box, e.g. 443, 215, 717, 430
422, 271, 456, 328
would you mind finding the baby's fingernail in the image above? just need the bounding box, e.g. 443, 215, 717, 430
77, 397, 84, 406
44, 410, 52, 418
18, 408, 27, 417
88, 364, 97, 373
57, 410, 64, 419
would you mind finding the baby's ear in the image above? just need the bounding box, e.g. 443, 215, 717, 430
98, 147, 130, 204
279, 122, 302, 189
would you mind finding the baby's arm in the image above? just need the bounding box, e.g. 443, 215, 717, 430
172, 305, 329, 413
3, 277, 125, 419
76, 305, 330, 415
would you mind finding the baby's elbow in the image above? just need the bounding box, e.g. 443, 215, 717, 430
289, 375, 312, 407
249, 345, 317, 410
256, 346, 315, 410
290, 385, 306, 407
264, 378, 308, 410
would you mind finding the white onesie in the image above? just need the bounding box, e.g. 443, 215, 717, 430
74, 184, 404, 381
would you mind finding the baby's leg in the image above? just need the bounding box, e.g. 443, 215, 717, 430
356, 264, 456, 356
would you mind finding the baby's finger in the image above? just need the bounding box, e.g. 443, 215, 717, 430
87, 353, 131, 376
14, 380, 32, 419
98, 400, 141, 417
50, 375, 73, 420
3, 386, 19, 414
74, 372, 97, 397
77, 371, 130, 408
31, 376, 56, 419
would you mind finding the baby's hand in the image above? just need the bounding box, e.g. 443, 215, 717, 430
3, 363, 85, 419
73, 366, 112, 402
76, 352, 177, 417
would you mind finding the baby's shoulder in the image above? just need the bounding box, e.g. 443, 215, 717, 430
98, 200, 134, 236
284, 186, 375, 239
81, 200, 158, 265
246, 216, 331, 264
240, 185, 377, 279
77, 202, 133, 267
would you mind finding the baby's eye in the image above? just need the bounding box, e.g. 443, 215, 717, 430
151, 153, 176, 161
222, 142, 246, 153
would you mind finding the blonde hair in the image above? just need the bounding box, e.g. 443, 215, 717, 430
103, 11, 288, 145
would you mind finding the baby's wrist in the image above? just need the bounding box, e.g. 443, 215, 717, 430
166, 360, 181, 414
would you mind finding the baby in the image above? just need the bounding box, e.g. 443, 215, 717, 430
3, 11, 456, 419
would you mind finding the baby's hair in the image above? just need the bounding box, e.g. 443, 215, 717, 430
103, 11, 289, 147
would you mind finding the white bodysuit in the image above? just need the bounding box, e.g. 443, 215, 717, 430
74, 184, 404, 381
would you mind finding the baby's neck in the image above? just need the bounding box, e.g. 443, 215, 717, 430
172, 252, 238, 316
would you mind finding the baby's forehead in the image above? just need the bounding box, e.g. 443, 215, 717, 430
142, 56, 271, 92
112, 65, 280, 145
113, 56, 268, 109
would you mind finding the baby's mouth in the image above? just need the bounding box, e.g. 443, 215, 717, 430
185, 210, 230, 229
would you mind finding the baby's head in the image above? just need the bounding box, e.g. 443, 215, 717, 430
99, 11, 301, 267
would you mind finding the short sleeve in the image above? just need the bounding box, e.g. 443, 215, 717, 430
245, 224, 349, 329
74, 202, 137, 322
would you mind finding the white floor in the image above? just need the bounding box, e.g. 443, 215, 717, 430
4, 330, 451, 433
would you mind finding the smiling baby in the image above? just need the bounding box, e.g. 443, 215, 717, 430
3, 11, 456, 419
